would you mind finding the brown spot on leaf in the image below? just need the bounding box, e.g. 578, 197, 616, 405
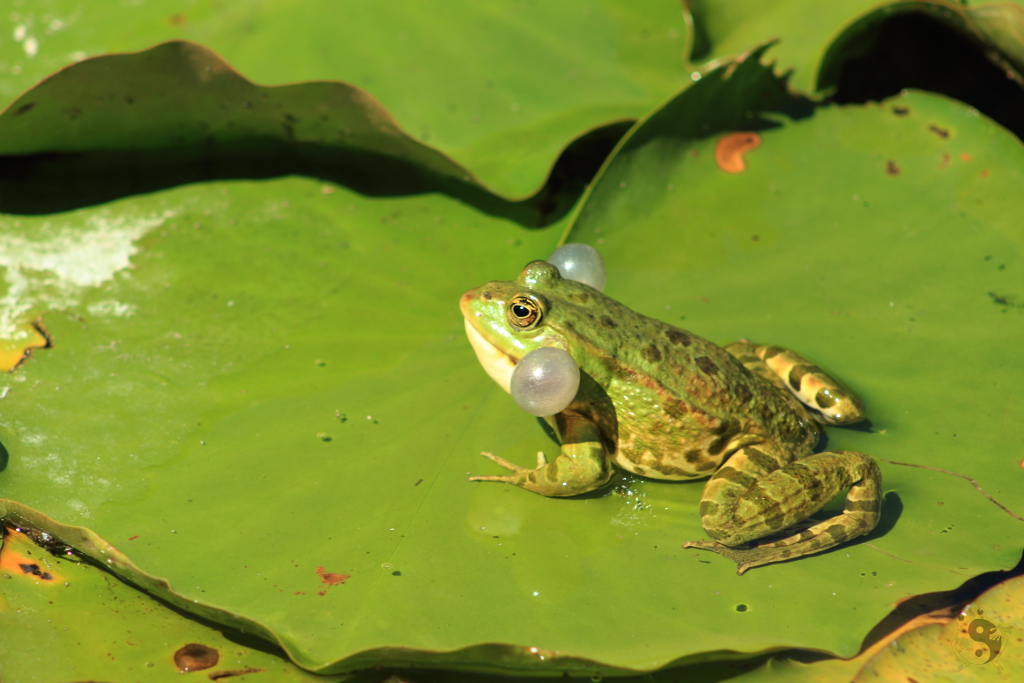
715, 132, 761, 173
892, 106, 909, 116
173, 643, 219, 672
928, 124, 949, 139
316, 566, 350, 586
168, 13, 186, 25
695, 356, 719, 375
13, 102, 34, 116
886, 160, 900, 176
128, 535, 139, 541
980, 169, 989, 178
18, 563, 53, 580
938, 152, 950, 169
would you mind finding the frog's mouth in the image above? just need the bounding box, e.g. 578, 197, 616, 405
464, 319, 515, 394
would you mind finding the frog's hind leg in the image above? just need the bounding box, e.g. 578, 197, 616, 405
725, 342, 865, 425
684, 445, 881, 574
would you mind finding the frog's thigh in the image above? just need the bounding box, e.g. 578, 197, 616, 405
468, 414, 613, 498
726, 342, 865, 425
693, 446, 881, 570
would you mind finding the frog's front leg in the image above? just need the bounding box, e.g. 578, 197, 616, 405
684, 445, 881, 574
726, 342, 865, 425
469, 413, 613, 497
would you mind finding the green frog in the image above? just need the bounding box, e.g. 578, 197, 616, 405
460, 260, 881, 574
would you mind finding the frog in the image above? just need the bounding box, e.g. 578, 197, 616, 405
460, 260, 881, 574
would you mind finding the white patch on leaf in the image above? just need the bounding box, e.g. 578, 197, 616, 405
0, 209, 174, 338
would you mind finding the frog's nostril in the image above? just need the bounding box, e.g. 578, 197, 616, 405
483, 291, 492, 301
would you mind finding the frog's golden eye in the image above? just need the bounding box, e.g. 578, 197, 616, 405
508, 295, 542, 329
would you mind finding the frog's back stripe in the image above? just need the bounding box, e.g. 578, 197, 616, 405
753, 344, 865, 426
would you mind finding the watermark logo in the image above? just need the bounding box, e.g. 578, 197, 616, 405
950, 606, 1007, 674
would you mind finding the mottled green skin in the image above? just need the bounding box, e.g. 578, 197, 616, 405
461, 261, 882, 573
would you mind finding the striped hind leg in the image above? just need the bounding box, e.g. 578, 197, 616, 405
683, 444, 882, 574
725, 342, 866, 425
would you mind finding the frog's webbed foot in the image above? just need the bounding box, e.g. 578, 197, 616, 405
683, 539, 787, 575
467, 416, 613, 497
686, 509, 868, 573
469, 451, 547, 481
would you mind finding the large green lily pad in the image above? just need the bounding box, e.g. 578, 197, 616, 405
1, 19, 1023, 683
0, 0, 690, 199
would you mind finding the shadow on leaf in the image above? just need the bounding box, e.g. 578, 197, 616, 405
0, 41, 631, 227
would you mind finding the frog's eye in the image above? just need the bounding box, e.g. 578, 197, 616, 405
507, 295, 542, 329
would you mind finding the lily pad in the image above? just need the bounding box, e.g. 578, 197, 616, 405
1, 23, 1023, 683
690, 0, 1024, 99
0, 523, 353, 681
0, 0, 691, 199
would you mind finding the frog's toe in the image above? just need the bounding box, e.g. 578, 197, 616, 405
469, 451, 531, 482
468, 473, 518, 483
682, 541, 761, 575
477, 451, 524, 472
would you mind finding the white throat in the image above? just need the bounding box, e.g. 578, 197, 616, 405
464, 319, 515, 393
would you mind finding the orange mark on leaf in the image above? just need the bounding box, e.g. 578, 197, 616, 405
980, 169, 990, 178
0, 320, 51, 372
715, 132, 761, 173
128, 535, 139, 541
0, 527, 63, 583
316, 566, 350, 586
960, 153, 972, 162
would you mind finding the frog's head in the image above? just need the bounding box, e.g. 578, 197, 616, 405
460, 260, 584, 393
